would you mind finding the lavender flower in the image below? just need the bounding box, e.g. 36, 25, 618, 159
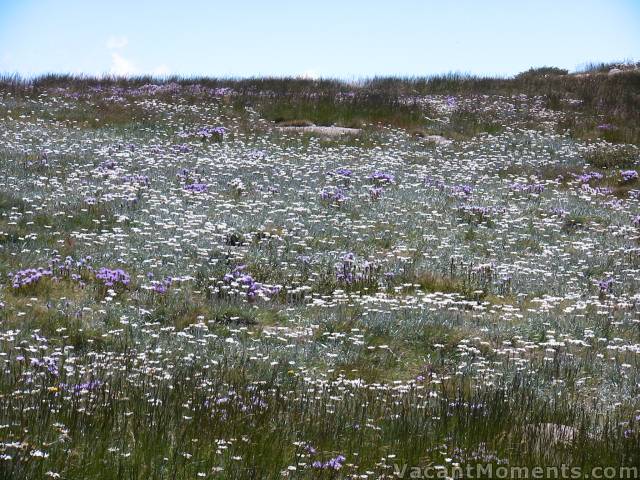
459, 205, 493, 220
95, 268, 131, 288
333, 167, 353, 177
596, 278, 613, 294
222, 266, 280, 300
335, 253, 378, 285
71, 380, 102, 394
296, 255, 312, 265
621, 170, 638, 183
195, 126, 226, 140
510, 182, 544, 194
369, 171, 395, 184
574, 172, 603, 183
580, 184, 613, 195
303, 443, 317, 455
30, 357, 59, 376
9, 268, 53, 289
313, 455, 346, 470
320, 187, 349, 204
369, 186, 383, 199
151, 277, 172, 294
424, 176, 446, 190
184, 183, 209, 193
121, 174, 150, 186
452, 184, 473, 196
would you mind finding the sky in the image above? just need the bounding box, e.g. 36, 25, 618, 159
0, 0, 639, 78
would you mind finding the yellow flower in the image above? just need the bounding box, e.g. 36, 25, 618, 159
47, 386, 59, 393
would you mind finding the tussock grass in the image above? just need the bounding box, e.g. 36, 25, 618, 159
584, 145, 640, 169
259, 92, 425, 129
3, 68, 639, 142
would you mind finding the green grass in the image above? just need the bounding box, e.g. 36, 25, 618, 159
1, 349, 636, 479
1, 68, 639, 479
584, 145, 640, 169
3, 68, 639, 142
258, 92, 426, 129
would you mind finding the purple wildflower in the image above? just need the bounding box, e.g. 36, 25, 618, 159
510, 182, 544, 194
369, 171, 395, 184
296, 255, 312, 265
459, 205, 493, 220
184, 183, 209, 193
621, 170, 638, 183
452, 184, 473, 196
333, 167, 353, 177
121, 174, 150, 186
187, 126, 226, 140
597, 278, 614, 294
303, 443, 317, 455
72, 380, 102, 394
583, 185, 613, 195
335, 252, 378, 285
320, 187, 349, 204
30, 357, 59, 376
574, 172, 603, 183
95, 268, 131, 288
151, 277, 172, 294
424, 176, 446, 190
222, 266, 279, 300
313, 455, 346, 470
9, 268, 53, 289
369, 186, 383, 200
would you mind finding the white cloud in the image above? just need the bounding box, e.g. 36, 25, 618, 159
106, 35, 128, 50
110, 52, 137, 76
105, 38, 169, 77
152, 64, 170, 76
298, 69, 319, 80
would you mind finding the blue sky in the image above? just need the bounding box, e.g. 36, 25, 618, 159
0, 0, 639, 78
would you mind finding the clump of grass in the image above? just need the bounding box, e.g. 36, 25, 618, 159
392, 267, 479, 298
562, 214, 588, 233
52, 99, 160, 129
576, 61, 640, 74
413, 270, 474, 295
439, 108, 504, 139
259, 92, 427, 129
0, 191, 27, 213
4, 69, 640, 143
515, 66, 569, 79
584, 145, 639, 169
210, 304, 259, 326
275, 119, 315, 127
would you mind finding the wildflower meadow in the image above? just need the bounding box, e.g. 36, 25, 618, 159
0, 69, 639, 478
